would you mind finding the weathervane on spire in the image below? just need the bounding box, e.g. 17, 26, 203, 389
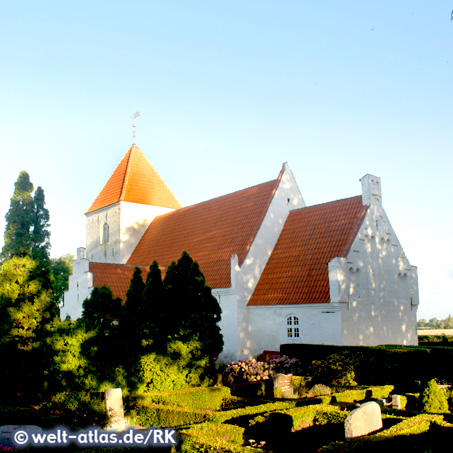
131, 110, 141, 145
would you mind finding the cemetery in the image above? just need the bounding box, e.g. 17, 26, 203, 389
1, 343, 453, 452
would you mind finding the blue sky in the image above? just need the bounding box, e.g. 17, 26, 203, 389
0, 1, 452, 320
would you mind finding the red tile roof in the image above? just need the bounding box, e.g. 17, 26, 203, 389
86, 145, 181, 214
127, 176, 282, 288
248, 196, 368, 306
89, 262, 150, 301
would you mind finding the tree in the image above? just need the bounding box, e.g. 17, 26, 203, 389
31, 185, 51, 263
2, 171, 35, 259
141, 261, 164, 347
163, 251, 223, 361
80, 286, 122, 332
419, 379, 449, 414
0, 256, 55, 400
2, 171, 52, 265
121, 267, 148, 358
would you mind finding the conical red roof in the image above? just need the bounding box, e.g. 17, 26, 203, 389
86, 145, 181, 213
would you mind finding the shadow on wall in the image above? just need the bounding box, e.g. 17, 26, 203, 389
121, 219, 151, 259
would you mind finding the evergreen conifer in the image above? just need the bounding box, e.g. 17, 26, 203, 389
32, 186, 51, 262
2, 171, 35, 259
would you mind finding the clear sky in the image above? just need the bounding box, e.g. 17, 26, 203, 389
1, 1, 452, 320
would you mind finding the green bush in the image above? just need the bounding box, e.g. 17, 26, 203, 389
179, 422, 262, 453
282, 343, 453, 385
419, 379, 450, 414
135, 403, 213, 428
332, 385, 394, 403
135, 340, 210, 393
136, 386, 231, 411
308, 384, 332, 397
309, 351, 358, 386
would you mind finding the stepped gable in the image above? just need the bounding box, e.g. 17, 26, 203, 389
127, 175, 283, 289
86, 145, 181, 214
248, 196, 368, 306
89, 262, 150, 301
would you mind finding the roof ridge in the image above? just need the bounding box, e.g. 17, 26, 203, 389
119, 146, 134, 201
178, 178, 279, 212
290, 194, 363, 213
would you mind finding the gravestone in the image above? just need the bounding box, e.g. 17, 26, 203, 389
105, 388, 126, 431
344, 401, 382, 439
391, 394, 401, 409
0, 425, 42, 448
273, 373, 294, 398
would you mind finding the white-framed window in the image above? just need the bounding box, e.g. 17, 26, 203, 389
100, 223, 109, 244
286, 315, 300, 338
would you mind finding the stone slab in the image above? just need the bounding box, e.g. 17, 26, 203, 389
344, 401, 382, 439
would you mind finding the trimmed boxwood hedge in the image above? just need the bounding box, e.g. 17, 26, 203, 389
281, 343, 453, 385
134, 386, 231, 411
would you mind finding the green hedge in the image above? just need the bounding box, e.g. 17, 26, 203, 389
249, 404, 349, 432
332, 385, 394, 403
136, 403, 214, 428
319, 414, 447, 452
134, 386, 231, 411
178, 422, 262, 453
135, 398, 297, 428
281, 344, 453, 385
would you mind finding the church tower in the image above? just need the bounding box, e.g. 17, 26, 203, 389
85, 145, 181, 264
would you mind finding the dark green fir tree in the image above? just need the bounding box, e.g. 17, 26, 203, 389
2, 171, 34, 259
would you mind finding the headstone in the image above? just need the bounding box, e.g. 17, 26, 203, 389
391, 394, 401, 409
105, 388, 126, 431
0, 425, 42, 448
273, 373, 294, 398
344, 401, 383, 439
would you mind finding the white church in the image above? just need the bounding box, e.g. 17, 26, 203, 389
62, 145, 419, 362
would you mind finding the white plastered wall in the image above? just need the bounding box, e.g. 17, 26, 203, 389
61, 247, 93, 320
247, 305, 342, 357
86, 202, 174, 264
233, 164, 305, 360
329, 175, 419, 346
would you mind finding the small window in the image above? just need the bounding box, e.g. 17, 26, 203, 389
286, 315, 300, 338
100, 223, 109, 244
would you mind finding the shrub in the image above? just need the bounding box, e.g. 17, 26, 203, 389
179, 422, 261, 453
269, 355, 304, 376
308, 384, 332, 397
135, 404, 213, 428
419, 379, 449, 414
136, 386, 231, 411
135, 339, 210, 393
308, 352, 358, 386
222, 359, 274, 385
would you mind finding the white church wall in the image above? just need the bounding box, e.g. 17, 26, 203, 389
247, 305, 342, 358
61, 247, 93, 320
234, 164, 306, 359
86, 202, 175, 264
213, 288, 240, 363
119, 203, 174, 263
329, 175, 419, 346
86, 204, 122, 263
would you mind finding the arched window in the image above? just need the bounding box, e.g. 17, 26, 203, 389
100, 223, 109, 244
286, 315, 300, 338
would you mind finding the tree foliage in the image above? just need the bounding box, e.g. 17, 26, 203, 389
418, 316, 453, 329
419, 379, 450, 414
0, 256, 54, 351
2, 171, 35, 259
76, 251, 223, 393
